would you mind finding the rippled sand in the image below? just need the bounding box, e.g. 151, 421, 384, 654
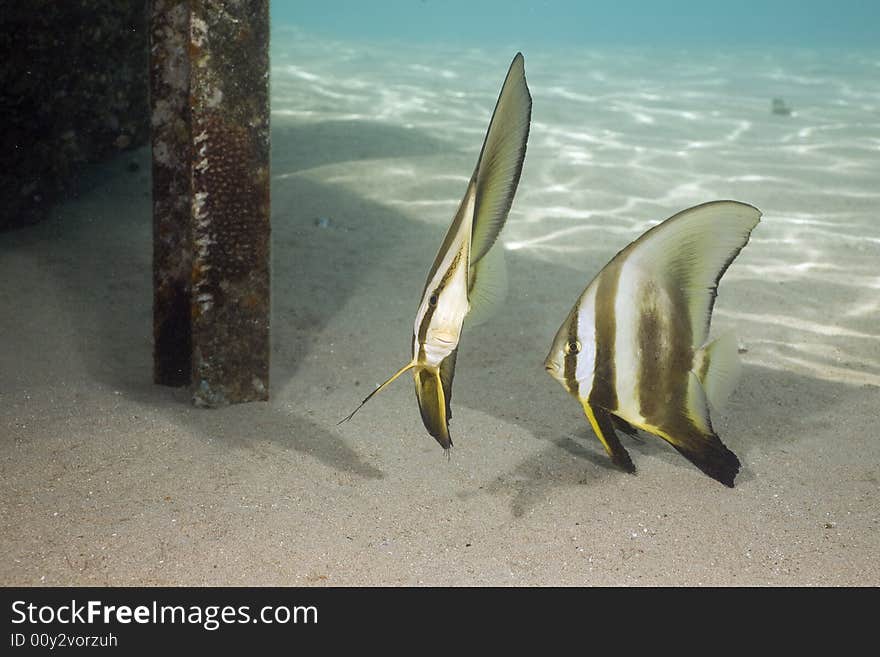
1, 28, 878, 585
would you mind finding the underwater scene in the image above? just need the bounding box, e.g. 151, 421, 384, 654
1, 1, 878, 586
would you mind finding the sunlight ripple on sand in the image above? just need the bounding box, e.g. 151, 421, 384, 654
270, 36, 880, 386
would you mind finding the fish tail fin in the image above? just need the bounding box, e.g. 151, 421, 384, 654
582, 402, 636, 473
414, 368, 453, 449
693, 332, 742, 412
338, 362, 416, 425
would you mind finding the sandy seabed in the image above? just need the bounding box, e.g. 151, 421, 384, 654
2, 29, 879, 586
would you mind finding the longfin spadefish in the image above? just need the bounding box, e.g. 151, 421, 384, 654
470, 52, 532, 265
620, 200, 761, 347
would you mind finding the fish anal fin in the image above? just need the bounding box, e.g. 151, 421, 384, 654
466, 242, 508, 327
582, 402, 636, 474
623, 407, 740, 488
414, 368, 452, 449
653, 424, 740, 488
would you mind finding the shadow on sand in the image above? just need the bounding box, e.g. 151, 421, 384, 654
6, 120, 454, 480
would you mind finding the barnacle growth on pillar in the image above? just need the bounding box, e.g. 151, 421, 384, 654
150, 0, 270, 406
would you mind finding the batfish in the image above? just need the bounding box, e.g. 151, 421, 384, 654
544, 200, 761, 486
340, 52, 532, 449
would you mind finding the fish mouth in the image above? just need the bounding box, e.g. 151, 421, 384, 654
428, 331, 458, 347
544, 359, 562, 379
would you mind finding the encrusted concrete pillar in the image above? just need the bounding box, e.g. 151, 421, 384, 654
150, 0, 270, 406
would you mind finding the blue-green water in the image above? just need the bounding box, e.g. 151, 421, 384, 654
273, 1, 880, 48
268, 3, 880, 387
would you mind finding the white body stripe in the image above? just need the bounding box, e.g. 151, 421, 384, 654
412, 189, 475, 367
574, 285, 598, 397
421, 258, 470, 367
612, 258, 646, 424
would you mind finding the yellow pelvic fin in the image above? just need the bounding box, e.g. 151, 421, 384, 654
415, 368, 452, 449
338, 361, 416, 425
581, 401, 635, 473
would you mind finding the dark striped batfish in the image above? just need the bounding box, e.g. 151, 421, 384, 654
340, 52, 532, 449
544, 201, 761, 486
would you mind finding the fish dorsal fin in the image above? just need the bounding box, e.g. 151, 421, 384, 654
619, 200, 761, 347
470, 52, 532, 266
465, 240, 508, 327
693, 332, 742, 412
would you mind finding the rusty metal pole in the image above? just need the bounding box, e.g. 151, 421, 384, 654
150, 0, 271, 406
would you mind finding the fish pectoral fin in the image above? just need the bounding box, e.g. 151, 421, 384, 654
470, 52, 532, 265
415, 368, 453, 449
466, 241, 507, 327
693, 331, 742, 412
338, 361, 416, 425
581, 401, 635, 474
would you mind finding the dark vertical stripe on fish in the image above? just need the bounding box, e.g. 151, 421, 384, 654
590, 260, 621, 411
638, 272, 693, 431
563, 310, 579, 395
636, 288, 662, 422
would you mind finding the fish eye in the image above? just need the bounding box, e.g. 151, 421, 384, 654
564, 340, 581, 355
429, 294, 438, 306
